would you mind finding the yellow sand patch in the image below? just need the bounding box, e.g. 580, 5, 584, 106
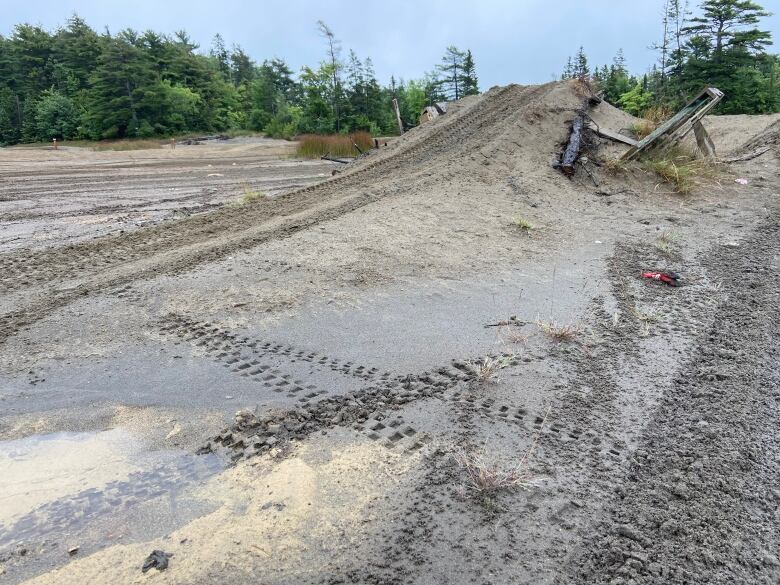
21, 436, 412, 584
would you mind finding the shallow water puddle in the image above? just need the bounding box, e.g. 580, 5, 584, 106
0, 428, 223, 582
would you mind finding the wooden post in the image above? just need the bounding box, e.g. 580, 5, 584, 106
171, 138, 176, 150
692, 120, 716, 158
392, 98, 404, 135
52, 138, 57, 150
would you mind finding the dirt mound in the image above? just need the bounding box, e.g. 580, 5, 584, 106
0, 80, 774, 345
732, 116, 780, 155
0, 82, 594, 338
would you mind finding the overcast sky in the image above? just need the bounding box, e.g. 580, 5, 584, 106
3, 0, 779, 87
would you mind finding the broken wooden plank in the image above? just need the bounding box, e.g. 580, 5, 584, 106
587, 122, 637, 147
692, 120, 716, 158
621, 87, 724, 161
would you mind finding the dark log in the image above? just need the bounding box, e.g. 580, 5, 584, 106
560, 112, 585, 177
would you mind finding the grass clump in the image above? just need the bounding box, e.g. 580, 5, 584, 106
655, 230, 681, 258
643, 104, 674, 124
536, 318, 581, 342
472, 355, 514, 383
630, 120, 656, 140
231, 184, 266, 206
640, 146, 722, 195
631, 306, 662, 336
296, 131, 374, 158
454, 452, 530, 495
603, 157, 629, 174
511, 216, 534, 231
454, 406, 550, 499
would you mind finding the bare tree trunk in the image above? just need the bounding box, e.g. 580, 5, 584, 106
392, 98, 403, 135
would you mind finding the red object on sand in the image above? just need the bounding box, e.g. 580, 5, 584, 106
642, 271, 681, 287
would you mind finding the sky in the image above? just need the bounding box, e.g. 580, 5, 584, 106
3, 0, 780, 87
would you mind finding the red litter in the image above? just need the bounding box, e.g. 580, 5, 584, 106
642, 271, 681, 287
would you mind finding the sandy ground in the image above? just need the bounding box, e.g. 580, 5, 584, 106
1, 81, 779, 584
0, 137, 333, 251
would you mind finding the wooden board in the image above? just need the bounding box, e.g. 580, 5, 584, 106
588, 122, 637, 147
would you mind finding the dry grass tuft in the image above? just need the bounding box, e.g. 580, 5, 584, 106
230, 184, 266, 206
603, 157, 628, 174
499, 327, 529, 345
641, 146, 722, 195
631, 306, 661, 336
643, 104, 674, 124
655, 230, 680, 257
630, 120, 656, 140
472, 355, 514, 383
296, 131, 373, 158
454, 452, 530, 494
536, 318, 581, 342
511, 216, 534, 231
454, 406, 551, 496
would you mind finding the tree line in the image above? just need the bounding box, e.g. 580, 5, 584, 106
0, 16, 479, 145
562, 0, 778, 116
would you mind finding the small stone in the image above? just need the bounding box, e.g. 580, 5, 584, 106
617, 525, 644, 544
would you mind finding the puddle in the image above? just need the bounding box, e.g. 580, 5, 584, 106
0, 428, 223, 583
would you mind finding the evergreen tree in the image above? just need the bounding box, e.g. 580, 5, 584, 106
574, 46, 590, 79
681, 0, 773, 112
437, 46, 467, 100
462, 50, 479, 95
209, 34, 231, 81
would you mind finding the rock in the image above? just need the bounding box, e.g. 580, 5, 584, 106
617, 525, 645, 544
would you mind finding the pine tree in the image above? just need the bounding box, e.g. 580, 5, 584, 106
681, 0, 773, 112
209, 33, 230, 81
461, 50, 479, 95
230, 45, 255, 86
574, 46, 590, 79
561, 56, 574, 80
436, 46, 466, 100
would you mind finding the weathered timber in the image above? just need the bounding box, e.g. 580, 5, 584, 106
587, 122, 637, 147
692, 120, 716, 158
560, 112, 586, 177
622, 87, 724, 160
